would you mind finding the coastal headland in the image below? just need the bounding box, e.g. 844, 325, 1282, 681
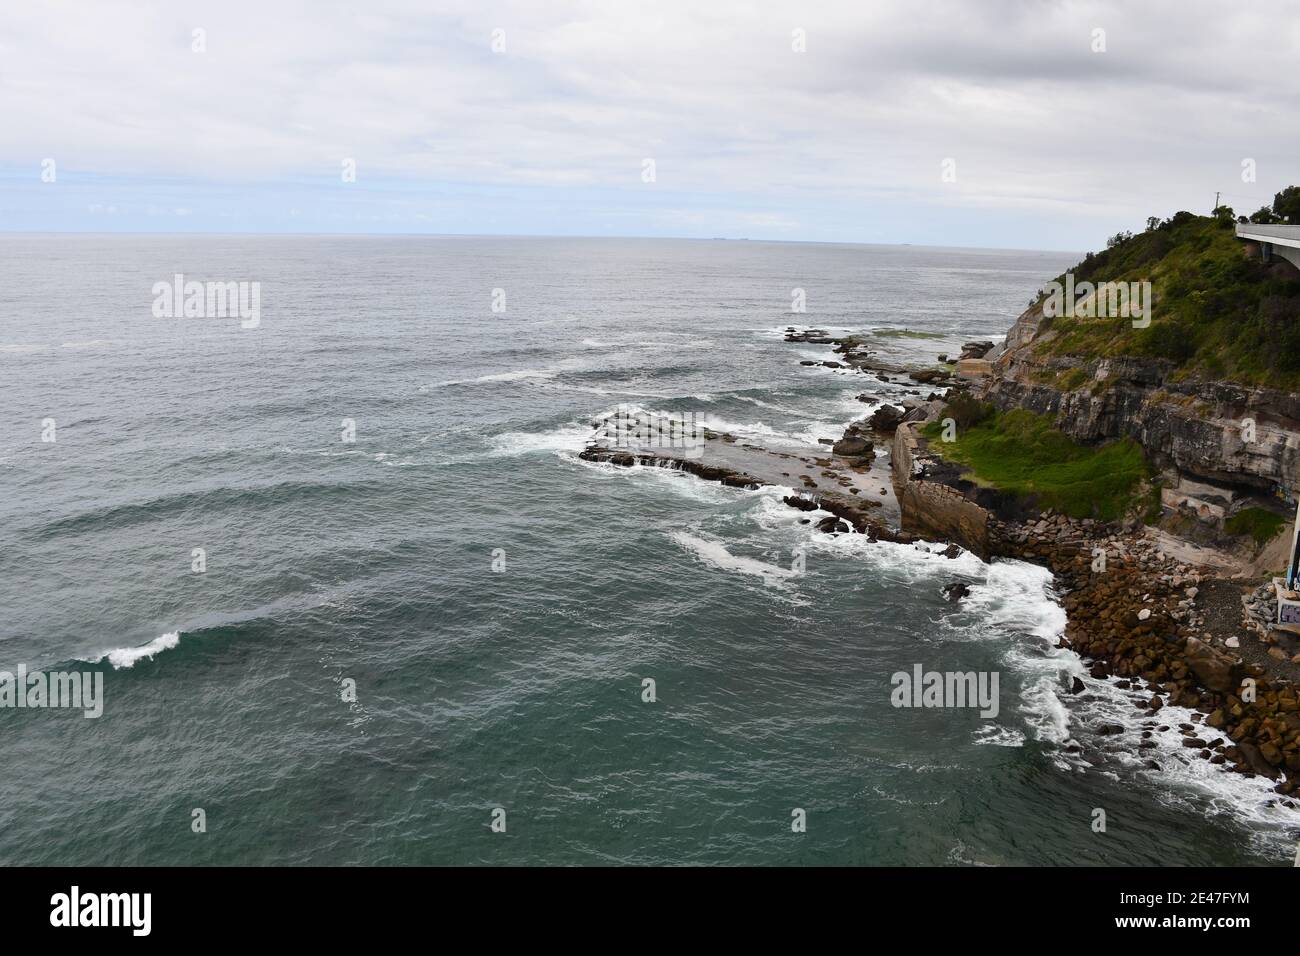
580, 208, 1300, 803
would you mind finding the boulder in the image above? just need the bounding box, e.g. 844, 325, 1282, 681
1236, 741, 1281, 779
867, 404, 905, 432
832, 433, 873, 459
960, 340, 995, 360
816, 515, 850, 534
1182, 636, 1242, 694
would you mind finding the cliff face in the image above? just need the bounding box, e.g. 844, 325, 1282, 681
983, 303, 1300, 500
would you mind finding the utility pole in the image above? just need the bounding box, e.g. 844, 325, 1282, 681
1214, 191, 1220, 211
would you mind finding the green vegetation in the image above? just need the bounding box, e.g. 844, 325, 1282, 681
871, 328, 945, 340
1249, 186, 1300, 225
1031, 188, 1300, 389
1055, 366, 1090, 391
922, 408, 1152, 520
940, 391, 994, 430
1224, 507, 1286, 545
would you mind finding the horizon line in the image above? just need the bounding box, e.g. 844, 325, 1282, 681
0, 230, 1087, 256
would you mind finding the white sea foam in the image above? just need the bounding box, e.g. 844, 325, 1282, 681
581, 337, 712, 349
542, 381, 679, 399
89, 631, 182, 669
971, 725, 1026, 747
422, 368, 556, 389
669, 531, 798, 586
488, 422, 592, 457
930, 558, 1076, 746
960, 560, 1067, 641
701, 414, 829, 449
488, 402, 686, 460
733, 395, 815, 416
794, 530, 991, 581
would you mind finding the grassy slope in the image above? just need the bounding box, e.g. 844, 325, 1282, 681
922, 409, 1152, 520
1032, 212, 1300, 389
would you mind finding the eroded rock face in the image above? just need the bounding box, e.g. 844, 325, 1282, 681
985, 303, 1300, 495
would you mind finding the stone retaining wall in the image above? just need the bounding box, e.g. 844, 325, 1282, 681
891, 422, 992, 559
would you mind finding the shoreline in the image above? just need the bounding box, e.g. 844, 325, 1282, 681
581, 326, 1300, 805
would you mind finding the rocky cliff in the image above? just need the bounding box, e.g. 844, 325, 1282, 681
982, 301, 1300, 508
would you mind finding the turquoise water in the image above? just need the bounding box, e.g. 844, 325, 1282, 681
1, 235, 1296, 865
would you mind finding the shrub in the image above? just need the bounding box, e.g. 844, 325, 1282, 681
1136, 318, 1197, 363
940, 392, 994, 430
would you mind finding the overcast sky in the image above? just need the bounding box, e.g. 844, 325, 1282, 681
2, 0, 1297, 249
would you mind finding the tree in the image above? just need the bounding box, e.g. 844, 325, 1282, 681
1146, 216, 1161, 232
1273, 186, 1300, 224
1249, 206, 1279, 224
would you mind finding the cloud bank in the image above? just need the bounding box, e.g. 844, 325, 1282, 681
2, 0, 1297, 248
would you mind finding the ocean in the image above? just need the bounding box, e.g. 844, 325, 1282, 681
1, 234, 1296, 865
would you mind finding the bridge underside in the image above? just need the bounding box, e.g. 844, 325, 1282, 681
1236, 225, 1300, 271
1255, 241, 1300, 271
